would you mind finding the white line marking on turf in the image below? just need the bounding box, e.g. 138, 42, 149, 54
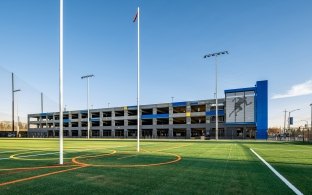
250, 148, 303, 195
0, 158, 10, 160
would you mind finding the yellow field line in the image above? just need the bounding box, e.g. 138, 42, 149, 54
0, 166, 85, 187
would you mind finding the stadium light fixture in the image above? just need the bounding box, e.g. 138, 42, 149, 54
81, 74, 94, 139
204, 51, 229, 140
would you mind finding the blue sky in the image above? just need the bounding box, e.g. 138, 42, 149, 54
0, 0, 311, 127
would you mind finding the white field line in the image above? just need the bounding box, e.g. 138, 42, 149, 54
217, 144, 234, 195
0, 157, 10, 160
250, 148, 303, 195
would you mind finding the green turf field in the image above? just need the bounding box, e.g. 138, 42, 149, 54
0, 139, 311, 194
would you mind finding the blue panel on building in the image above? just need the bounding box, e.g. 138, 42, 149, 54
256, 80, 268, 139
225, 122, 256, 125
206, 110, 224, 116
141, 114, 169, 119
91, 118, 100, 122
128, 106, 137, 109
190, 102, 199, 106
63, 119, 71, 123
224, 87, 256, 93
80, 110, 88, 114
172, 102, 187, 107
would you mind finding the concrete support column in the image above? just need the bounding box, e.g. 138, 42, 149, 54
152, 128, 157, 138
78, 130, 82, 137
124, 129, 128, 138
78, 113, 82, 128
186, 127, 191, 139
111, 129, 115, 138
100, 111, 103, 127
169, 127, 173, 138
100, 129, 103, 137
152, 108, 157, 125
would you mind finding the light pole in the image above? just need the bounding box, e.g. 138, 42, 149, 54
310, 103, 312, 142
288, 109, 300, 140
301, 120, 308, 142
15, 89, 21, 137
12, 70, 21, 134
204, 51, 229, 140
171, 97, 174, 103
283, 109, 287, 134
107, 102, 110, 108
81, 74, 94, 139
288, 109, 300, 130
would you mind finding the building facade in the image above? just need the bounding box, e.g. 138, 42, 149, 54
28, 80, 268, 139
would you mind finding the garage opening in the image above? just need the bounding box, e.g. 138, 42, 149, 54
191, 116, 206, 124
128, 109, 137, 116
142, 108, 153, 115
157, 129, 168, 138
191, 128, 205, 137
103, 120, 111, 126
157, 118, 169, 125
173, 117, 186, 124
128, 119, 137, 126
191, 105, 206, 112
173, 106, 186, 113
103, 130, 112, 137
142, 119, 153, 125
157, 107, 169, 114
92, 130, 100, 137
115, 120, 124, 126
103, 111, 112, 117
72, 130, 78, 137
115, 130, 124, 137
115, 110, 124, 117
173, 129, 186, 138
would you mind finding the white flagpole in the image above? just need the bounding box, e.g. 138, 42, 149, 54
59, 0, 64, 165
137, 7, 140, 152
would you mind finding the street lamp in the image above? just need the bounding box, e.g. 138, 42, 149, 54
204, 51, 229, 140
288, 109, 300, 140
288, 109, 300, 130
171, 97, 174, 103
81, 74, 94, 139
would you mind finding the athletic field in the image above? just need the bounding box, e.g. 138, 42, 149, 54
0, 139, 311, 194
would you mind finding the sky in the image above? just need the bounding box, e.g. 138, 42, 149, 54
0, 0, 311, 127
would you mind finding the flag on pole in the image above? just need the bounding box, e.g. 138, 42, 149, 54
133, 11, 138, 22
